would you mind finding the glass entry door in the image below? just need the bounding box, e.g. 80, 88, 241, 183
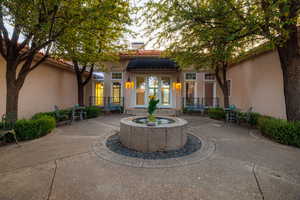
95, 82, 104, 106
136, 76, 146, 106
134, 75, 172, 107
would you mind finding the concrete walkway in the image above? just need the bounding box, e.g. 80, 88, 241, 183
0, 115, 299, 200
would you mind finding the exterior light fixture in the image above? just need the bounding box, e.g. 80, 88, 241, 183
125, 77, 134, 89
173, 77, 182, 90
175, 82, 182, 90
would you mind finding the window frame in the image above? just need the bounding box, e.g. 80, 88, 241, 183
204, 73, 216, 81
160, 76, 172, 106
110, 81, 122, 104
135, 75, 147, 106
184, 72, 197, 81
111, 72, 123, 80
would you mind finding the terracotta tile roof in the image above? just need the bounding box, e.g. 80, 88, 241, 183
120, 50, 162, 57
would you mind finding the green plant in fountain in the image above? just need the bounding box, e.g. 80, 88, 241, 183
147, 96, 160, 122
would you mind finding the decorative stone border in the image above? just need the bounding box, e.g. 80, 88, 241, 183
92, 130, 216, 168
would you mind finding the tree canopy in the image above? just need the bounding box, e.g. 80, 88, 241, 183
53, 0, 131, 105
54, 0, 131, 67
0, 0, 131, 119
144, 0, 255, 107
144, 0, 300, 120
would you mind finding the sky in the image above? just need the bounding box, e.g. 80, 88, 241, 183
3, 0, 159, 50
127, 0, 161, 50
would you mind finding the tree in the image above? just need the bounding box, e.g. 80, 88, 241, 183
144, 0, 250, 108
0, 0, 94, 121
224, 0, 300, 121
54, 0, 131, 105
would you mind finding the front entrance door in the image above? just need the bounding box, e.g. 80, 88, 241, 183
134, 75, 172, 108
205, 82, 215, 107
95, 82, 104, 106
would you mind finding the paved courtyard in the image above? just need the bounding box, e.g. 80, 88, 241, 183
0, 115, 300, 200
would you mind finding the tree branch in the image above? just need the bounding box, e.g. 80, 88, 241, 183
17, 34, 33, 52
0, 7, 10, 46
80, 65, 87, 74
215, 64, 224, 88
83, 65, 94, 86
11, 25, 21, 47
0, 32, 7, 58
29, 54, 49, 72
48, 4, 59, 41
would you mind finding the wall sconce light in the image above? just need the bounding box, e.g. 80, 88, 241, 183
125, 78, 134, 89
173, 77, 182, 90
175, 82, 182, 90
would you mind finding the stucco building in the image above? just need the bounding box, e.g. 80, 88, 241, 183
0, 46, 286, 119
88, 48, 286, 119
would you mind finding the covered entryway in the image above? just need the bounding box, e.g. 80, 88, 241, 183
126, 58, 180, 114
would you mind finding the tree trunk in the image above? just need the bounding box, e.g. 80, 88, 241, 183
277, 27, 300, 121
77, 82, 84, 106
5, 61, 19, 122
215, 63, 230, 108
223, 86, 229, 108
73, 61, 94, 106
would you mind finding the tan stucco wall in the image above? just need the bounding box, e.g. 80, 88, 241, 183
227, 50, 286, 119
88, 52, 286, 118
0, 56, 78, 119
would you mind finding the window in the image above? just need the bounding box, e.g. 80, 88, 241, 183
185, 72, 197, 81
111, 72, 122, 80
161, 77, 171, 106
95, 82, 104, 106
136, 77, 146, 105
204, 73, 215, 81
226, 80, 231, 97
112, 82, 121, 103
148, 76, 159, 97
185, 81, 196, 105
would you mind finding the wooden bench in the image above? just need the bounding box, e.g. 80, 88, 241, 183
185, 104, 205, 115
105, 104, 123, 114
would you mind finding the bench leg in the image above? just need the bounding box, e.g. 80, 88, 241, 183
10, 131, 20, 146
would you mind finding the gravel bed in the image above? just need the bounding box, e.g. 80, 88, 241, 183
106, 133, 202, 160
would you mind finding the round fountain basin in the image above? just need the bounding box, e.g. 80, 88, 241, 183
120, 116, 188, 152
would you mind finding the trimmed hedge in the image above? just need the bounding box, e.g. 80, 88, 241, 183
257, 116, 300, 147
32, 109, 71, 122
207, 108, 226, 120
32, 106, 102, 122
206, 108, 300, 148
237, 111, 261, 126
3, 106, 102, 143
85, 106, 102, 118
14, 115, 56, 141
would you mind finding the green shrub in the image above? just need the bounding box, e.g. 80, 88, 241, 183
257, 116, 300, 147
14, 119, 40, 140
32, 112, 55, 120
35, 116, 56, 136
207, 108, 226, 120
14, 116, 56, 141
32, 109, 71, 122
85, 106, 102, 118
248, 112, 261, 126
237, 111, 261, 126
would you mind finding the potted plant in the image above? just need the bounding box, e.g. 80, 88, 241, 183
147, 95, 159, 126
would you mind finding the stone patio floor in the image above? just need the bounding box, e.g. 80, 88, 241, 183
0, 114, 299, 200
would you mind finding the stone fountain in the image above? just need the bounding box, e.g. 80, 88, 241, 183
120, 116, 188, 152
